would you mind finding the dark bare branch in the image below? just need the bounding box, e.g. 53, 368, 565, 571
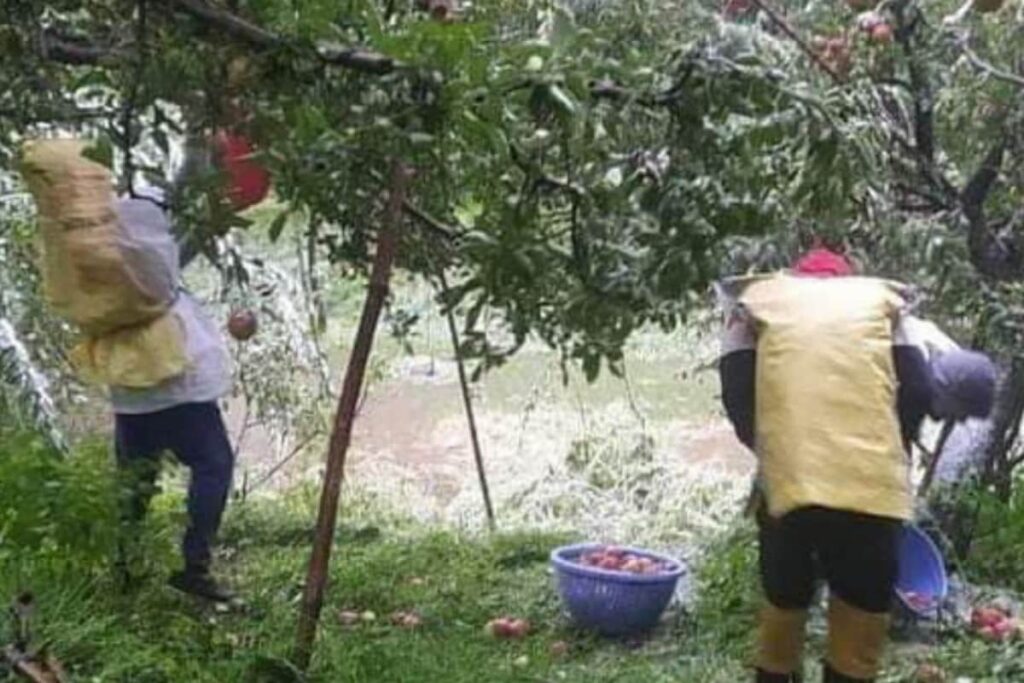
38, 0, 400, 75
962, 139, 1024, 281
317, 44, 399, 75
747, 0, 843, 84
954, 32, 1024, 90
168, 0, 285, 49
893, 4, 935, 164
962, 140, 1006, 214
39, 30, 125, 65
401, 200, 458, 241
169, 0, 401, 72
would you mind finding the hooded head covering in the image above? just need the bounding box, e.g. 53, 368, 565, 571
931, 349, 998, 420
792, 247, 854, 278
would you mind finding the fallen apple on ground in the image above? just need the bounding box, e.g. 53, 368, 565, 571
390, 611, 423, 629
485, 616, 531, 640
912, 662, 947, 682
338, 610, 361, 626
970, 604, 1020, 642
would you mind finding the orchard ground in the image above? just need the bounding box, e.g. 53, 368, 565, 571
7, 209, 1012, 682
6, 305, 1021, 682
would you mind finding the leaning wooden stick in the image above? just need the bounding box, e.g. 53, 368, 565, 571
2, 646, 68, 683
294, 160, 412, 669
438, 270, 496, 531
917, 419, 957, 497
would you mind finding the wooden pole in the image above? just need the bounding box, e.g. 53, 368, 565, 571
293, 161, 412, 669
2, 646, 67, 683
438, 270, 496, 531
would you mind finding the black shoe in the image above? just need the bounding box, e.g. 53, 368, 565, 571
168, 569, 235, 602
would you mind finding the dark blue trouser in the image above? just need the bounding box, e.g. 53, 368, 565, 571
115, 401, 234, 572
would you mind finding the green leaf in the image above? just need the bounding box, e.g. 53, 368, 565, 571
80, 138, 114, 170
268, 210, 290, 242
228, 214, 254, 230
582, 352, 600, 383
549, 7, 577, 54
407, 132, 435, 146
453, 198, 484, 228
545, 85, 578, 121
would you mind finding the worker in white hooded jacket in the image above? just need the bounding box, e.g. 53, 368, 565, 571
111, 183, 237, 602
114, 130, 267, 602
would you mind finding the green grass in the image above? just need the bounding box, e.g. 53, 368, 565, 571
0, 489, 748, 683
3, 428, 1023, 682
8, 484, 1018, 683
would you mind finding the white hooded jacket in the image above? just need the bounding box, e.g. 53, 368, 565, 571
108, 188, 231, 414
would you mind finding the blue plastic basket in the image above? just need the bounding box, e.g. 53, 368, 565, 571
894, 524, 948, 619
550, 543, 686, 636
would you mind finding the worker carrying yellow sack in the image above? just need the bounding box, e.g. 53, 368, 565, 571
19, 138, 187, 387
716, 247, 997, 683
20, 134, 246, 602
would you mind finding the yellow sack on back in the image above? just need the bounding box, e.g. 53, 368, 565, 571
20, 138, 175, 334
20, 138, 189, 388
70, 310, 188, 388
734, 274, 912, 521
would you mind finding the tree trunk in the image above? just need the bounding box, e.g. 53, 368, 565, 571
293, 161, 411, 670
982, 357, 1024, 502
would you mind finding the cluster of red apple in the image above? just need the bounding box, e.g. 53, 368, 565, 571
575, 546, 672, 575
802, 1, 900, 79
971, 604, 1023, 642
856, 11, 893, 44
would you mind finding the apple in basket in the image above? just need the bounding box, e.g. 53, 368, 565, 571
899, 590, 938, 612
576, 546, 673, 575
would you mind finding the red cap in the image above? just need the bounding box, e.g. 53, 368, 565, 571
792, 247, 854, 278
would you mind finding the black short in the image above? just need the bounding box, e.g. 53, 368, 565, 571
758, 505, 901, 614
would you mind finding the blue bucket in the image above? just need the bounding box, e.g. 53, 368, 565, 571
894, 524, 948, 619
550, 543, 686, 637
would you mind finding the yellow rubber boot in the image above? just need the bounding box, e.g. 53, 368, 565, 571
825, 595, 889, 681
757, 603, 809, 678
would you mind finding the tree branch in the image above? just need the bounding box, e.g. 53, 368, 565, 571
962, 139, 1006, 214
954, 32, 1024, 90
748, 0, 843, 84
401, 200, 458, 242
508, 143, 586, 200
893, 3, 935, 164
168, 0, 286, 48
38, 0, 400, 75
39, 30, 125, 65
961, 138, 1024, 281
168, 0, 400, 73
